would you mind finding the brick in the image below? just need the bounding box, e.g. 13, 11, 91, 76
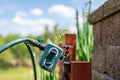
106, 46, 120, 80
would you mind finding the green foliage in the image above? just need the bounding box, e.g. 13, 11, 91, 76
42, 26, 53, 43
38, 66, 59, 80
0, 67, 34, 80
53, 25, 67, 45
76, 0, 93, 61
0, 65, 59, 80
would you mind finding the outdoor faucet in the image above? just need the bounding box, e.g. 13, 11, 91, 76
62, 45, 73, 80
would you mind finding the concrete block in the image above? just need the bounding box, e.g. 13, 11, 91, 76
92, 69, 115, 80
103, 0, 120, 18
101, 12, 120, 46
92, 69, 106, 80
106, 46, 120, 80
93, 22, 102, 46
89, 6, 103, 24
89, 0, 120, 24
92, 46, 106, 72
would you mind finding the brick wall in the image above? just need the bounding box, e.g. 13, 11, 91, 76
89, 0, 120, 80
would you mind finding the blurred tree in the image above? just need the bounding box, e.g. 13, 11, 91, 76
53, 25, 67, 45
42, 26, 52, 42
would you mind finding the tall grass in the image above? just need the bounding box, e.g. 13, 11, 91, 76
38, 66, 59, 80
76, 0, 93, 61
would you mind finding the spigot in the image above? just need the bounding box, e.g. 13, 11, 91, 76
62, 45, 73, 51
62, 45, 73, 61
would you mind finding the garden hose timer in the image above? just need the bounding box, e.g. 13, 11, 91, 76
39, 43, 63, 72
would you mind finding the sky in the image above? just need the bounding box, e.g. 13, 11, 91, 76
0, 0, 106, 36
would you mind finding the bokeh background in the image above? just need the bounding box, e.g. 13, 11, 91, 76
0, 0, 106, 80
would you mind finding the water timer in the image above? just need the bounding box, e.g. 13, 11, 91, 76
39, 43, 63, 72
